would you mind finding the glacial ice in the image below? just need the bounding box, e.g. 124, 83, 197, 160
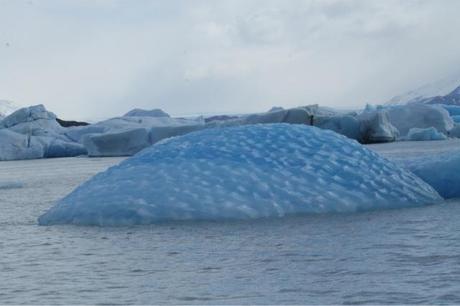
368, 140, 460, 199
38, 124, 441, 226
357, 110, 399, 143
405, 127, 447, 141
386, 103, 454, 136
0, 129, 45, 161
449, 125, 460, 138
399, 152, 460, 199
0, 181, 24, 190
440, 104, 460, 116
0, 105, 85, 160
81, 116, 206, 156
83, 128, 151, 157
1, 104, 57, 129
44, 139, 87, 158
123, 108, 170, 118
313, 115, 361, 141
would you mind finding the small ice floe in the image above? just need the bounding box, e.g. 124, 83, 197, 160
0, 181, 24, 190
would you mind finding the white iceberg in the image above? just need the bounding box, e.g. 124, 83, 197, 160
123, 108, 170, 118
449, 125, 460, 138
358, 110, 399, 143
0, 129, 45, 161
83, 128, 151, 157
440, 104, 460, 116
400, 152, 460, 199
80, 116, 205, 157
314, 115, 362, 141
1, 104, 58, 129
368, 140, 460, 199
0, 104, 86, 160
0, 181, 24, 190
386, 103, 454, 136
39, 124, 441, 226
43, 138, 87, 158
405, 127, 447, 141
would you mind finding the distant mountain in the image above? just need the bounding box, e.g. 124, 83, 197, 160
387, 75, 460, 105
0, 100, 18, 117
421, 86, 460, 106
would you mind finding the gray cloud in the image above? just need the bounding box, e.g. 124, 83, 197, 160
1, 0, 460, 120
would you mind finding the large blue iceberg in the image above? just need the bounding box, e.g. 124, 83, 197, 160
39, 124, 441, 226
391, 151, 460, 199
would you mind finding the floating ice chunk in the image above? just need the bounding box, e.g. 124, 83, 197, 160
358, 110, 398, 143
268, 106, 284, 112
386, 103, 454, 136
79, 115, 206, 157
0, 181, 24, 190
405, 127, 447, 141
449, 125, 460, 138
39, 124, 441, 226
452, 115, 460, 123
83, 128, 150, 157
44, 139, 87, 158
64, 125, 107, 143
440, 104, 460, 116
0, 129, 45, 161
1, 104, 57, 129
314, 115, 361, 141
393, 151, 460, 199
149, 124, 205, 144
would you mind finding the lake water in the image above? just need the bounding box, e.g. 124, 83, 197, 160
1, 157, 460, 304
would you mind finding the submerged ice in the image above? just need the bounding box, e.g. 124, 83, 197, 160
38, 124, 441, 226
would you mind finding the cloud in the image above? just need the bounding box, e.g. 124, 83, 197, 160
1, 0, 460, 120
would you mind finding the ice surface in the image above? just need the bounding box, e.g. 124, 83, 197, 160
368, 139, 460, 199
1, 104, 57, 129
314, 115, 361, 141
124, 108, 170, 118
386, 103, 454, 136
449, 125, 460, 138
83, 128, 150, 157
358, 110, 399, 143
81, 116, 205, 156
207, 107, 314, 128
400, 153, 460, 199
0, 105, 86, 160
64, 125, 107, 143
39, 124, 441, 226
440, 104, 460, 116
0, 129, 45, 161
405, 127, 447, 141
149, 124, 205, 144
44, 139, 87, 158
0, 181, 24, 190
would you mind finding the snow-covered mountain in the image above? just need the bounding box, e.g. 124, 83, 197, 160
421, 86, 460, 106
0, 100, 19, 117
387, 75, 460, 105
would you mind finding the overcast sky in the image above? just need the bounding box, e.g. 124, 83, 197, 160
1, 0, 460, 120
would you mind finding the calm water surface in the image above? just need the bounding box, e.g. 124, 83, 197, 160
1, 157, 460, 304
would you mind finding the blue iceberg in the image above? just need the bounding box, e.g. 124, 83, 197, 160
392, 151, 460, 199
39, 124, 441, 226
